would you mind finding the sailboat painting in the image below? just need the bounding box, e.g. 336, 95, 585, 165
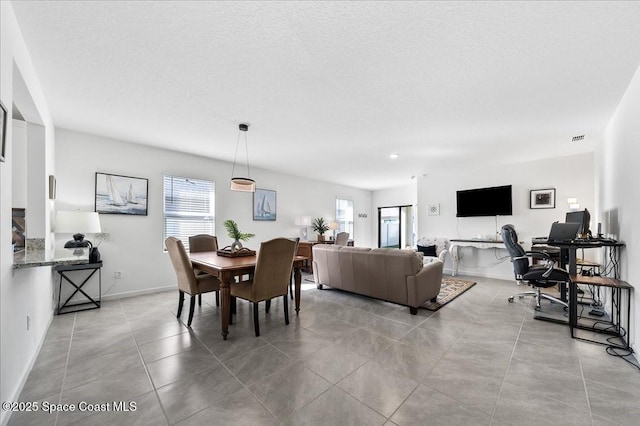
95, 172, 148, 215
253, 188, 277, 221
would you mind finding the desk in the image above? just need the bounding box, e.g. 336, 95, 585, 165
569, 275, 632, 350
189, 252, 308, 340
449, 239, 506, 276
532, 239, 623, 277
54, 262, 102, 314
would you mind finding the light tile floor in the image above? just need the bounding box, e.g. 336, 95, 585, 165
9, 275, 640, 425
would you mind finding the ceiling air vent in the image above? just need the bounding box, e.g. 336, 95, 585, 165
571, 135, 585, 142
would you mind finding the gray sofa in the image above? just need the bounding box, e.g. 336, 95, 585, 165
312, 245, 444, 314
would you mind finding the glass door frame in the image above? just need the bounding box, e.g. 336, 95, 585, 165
377, 204, 414, 249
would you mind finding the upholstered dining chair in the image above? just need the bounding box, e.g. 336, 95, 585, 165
188, 234, 219, 307
165, 237, 221, 327
334, 232, 349, 246
501, 224, 569, 312
230, 238, 297, 336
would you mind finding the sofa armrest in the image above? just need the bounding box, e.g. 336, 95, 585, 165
406, 260, 443, 308
438, 249, 448, 262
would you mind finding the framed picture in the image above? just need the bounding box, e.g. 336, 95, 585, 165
253, 188, 276, 221
530, 188, 556, 209
95, 172, 148, 215
0, 100, 7, 162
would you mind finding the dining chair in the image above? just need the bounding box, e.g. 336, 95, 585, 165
165, 237, 221, 327
335, 232, 349, 246
230, 238, 297, 336
188, 234, 220, 306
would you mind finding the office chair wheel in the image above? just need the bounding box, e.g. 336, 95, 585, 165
508, 296, 514, 303
535, 306, 541, 311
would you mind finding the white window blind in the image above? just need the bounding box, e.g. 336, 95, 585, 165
163, 175, 215, 251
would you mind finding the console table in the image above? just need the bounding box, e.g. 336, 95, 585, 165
54, 262, 103, 314
569, 274, 632, 350
449, 239, 506, 276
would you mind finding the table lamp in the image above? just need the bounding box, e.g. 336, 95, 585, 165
329, 220, 340, 240
55, 211, 102, 248
295, 216, 311, 241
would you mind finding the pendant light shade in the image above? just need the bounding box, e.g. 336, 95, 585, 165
230, 123, 256, 192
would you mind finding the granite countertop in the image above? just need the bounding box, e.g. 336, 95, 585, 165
13, 248, 90, 269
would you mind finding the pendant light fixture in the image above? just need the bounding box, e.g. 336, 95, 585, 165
230, 123, 256, 192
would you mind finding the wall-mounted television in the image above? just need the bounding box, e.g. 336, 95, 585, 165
456, 185, 513, 217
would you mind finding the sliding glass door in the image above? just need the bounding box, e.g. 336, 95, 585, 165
378, 205, 415, 249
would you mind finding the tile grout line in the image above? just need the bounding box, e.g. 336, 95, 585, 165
121, 298, 173, 425
487, 301, 527, 424
54, 311, 77, 426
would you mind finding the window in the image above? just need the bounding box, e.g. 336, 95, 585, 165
163, 175, 215, 251
335, 198, 354, 239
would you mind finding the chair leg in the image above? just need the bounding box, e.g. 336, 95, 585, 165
253, 302, 260, 337
265, 299, 271, 313
215, 290, 220, 307
188, 295, 196, 327
283, 295, 289, 325
539, 292, 569, 309
290, 272, 294, 300
177, 291, 185, 318
198, 293, 202, 306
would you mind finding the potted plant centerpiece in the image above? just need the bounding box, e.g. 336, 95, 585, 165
224, 219, 255, 252
312, 217, 330, 242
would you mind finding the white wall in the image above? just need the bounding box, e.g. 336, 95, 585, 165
370, 181, 417, 246
1, 3, 57, 425
416, 153, 595, 279
598, 65, 640, 352
54, 128, 373, 299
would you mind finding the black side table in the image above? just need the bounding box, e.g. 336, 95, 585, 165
54, 261, 103, 314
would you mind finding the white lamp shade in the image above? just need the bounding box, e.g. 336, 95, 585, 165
295, 216, 312, 227
55, 211, 102, 234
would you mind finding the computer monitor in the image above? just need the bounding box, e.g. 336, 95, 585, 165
565, 208, 591, 237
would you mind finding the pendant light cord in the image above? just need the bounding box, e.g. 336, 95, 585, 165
231, 125, 251, 179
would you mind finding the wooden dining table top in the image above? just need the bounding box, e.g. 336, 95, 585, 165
189, 251, 308, 271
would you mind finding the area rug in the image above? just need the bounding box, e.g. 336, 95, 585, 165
420, 277, 476, 311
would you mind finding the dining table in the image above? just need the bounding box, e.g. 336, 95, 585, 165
188, 251, 309, 340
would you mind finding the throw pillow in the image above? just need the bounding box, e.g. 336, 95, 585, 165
417, 244, 437, 257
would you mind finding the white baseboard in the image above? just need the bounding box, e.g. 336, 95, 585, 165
102, 285, 174, 301
444, 267, 513, 281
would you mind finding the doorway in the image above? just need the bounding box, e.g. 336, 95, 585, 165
378, 205, 415, 249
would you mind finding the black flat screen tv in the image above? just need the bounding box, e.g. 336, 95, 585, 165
456, 185, 512, 217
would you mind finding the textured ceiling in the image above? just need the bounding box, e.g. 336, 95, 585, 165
10, 1, 640, 190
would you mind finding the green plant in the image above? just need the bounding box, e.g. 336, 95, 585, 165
224, 219, 255, 241
312, 217, 330, 235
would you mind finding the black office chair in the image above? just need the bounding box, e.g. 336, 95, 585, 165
501, 224, 569, 311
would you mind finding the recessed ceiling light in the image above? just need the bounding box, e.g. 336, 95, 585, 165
389, 153, 399, 159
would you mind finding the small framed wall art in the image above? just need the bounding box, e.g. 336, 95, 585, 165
530, 188, 556, 209
95, 172, 148, 215
253, 188, 276, 221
